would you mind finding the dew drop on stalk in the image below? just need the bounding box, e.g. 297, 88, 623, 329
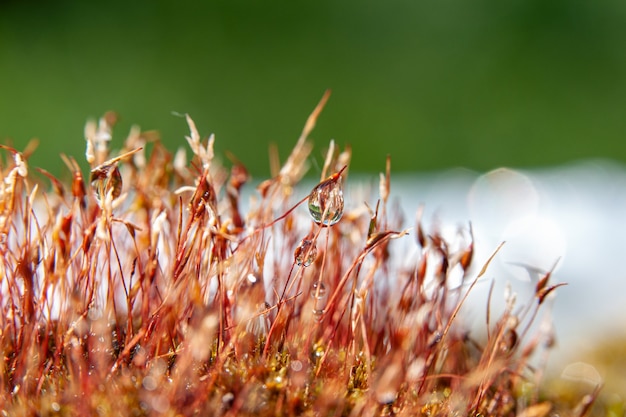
89, 148, 141, 207
308, 171, 345, 226
294, 238, 317, 267
90, 164, 122, 205
312, 344, 325, 359
310, 281, 327, 300
310, 281, 328, 318
312, 309, 324, 321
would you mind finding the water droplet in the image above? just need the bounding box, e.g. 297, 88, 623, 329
310, 281, 327, 299
90, 163, 122, 205
308, 172, 344, 226
312, 309, 324, 320
89, 148, 141, 207
267, 374, 285, 390
313, 344, 325, 358
222, 392, 235, 405
246, 273, 258, 284
294, 238, 317, 267
310, 281, 328, 318
499, 328, 518, 353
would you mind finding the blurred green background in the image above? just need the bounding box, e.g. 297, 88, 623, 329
1, 0, 626, 177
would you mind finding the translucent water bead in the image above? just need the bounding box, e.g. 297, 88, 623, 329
308, 169, 345, 226
90, 148, 142, 206
90, 164, 122, 205
294, 238, 317, 267
310, 281, 328, 318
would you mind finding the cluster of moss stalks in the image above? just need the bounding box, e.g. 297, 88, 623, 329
0, 94, 604, 415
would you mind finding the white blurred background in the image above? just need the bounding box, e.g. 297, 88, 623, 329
386, 160, 626, 376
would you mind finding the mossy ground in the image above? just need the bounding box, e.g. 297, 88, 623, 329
0, 98, 612, 415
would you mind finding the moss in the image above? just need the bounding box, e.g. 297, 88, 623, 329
0, 98, 606, 415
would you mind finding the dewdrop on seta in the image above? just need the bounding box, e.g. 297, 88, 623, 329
310, 281, 328, 318
90, 148, 141, 206
91, 164, 122, 205
294, 238, 317, 267
308, 167, 346, 226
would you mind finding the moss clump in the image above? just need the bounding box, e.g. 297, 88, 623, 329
0, 94, 600, 415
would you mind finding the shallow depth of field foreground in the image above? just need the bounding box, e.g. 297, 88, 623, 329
0, 97, 605, 416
